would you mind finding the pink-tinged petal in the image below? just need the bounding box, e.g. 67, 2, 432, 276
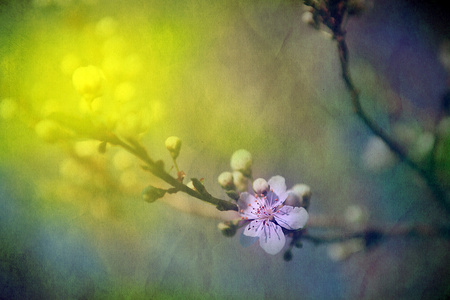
274, 206, 309, 230
238, 192, 253, 210
238, 192, 258, 218
268, 176, 287, 202
259, 222, 286, 255
243, 220, 264, 237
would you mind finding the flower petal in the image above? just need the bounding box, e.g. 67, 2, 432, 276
243, 220, 264, 237
238, 192, 256, 215
268, 176, 288, 203
240, 231, 259, 248
274, 206, 309, 230
238, 192, 251, 209
259, 222, 286, 255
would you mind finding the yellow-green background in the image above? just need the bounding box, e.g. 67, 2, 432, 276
1, 0, 449, 299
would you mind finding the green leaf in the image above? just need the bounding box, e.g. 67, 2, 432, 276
191, 178, 210, 197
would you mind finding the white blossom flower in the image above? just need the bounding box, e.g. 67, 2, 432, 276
238, 176, 309, 255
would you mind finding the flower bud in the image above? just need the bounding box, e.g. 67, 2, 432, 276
285, 184, 312, 209
233, 171, 248, 192
35, 119, 71, 143
344, 205, 368, 228
0, 98, 18, 120
218, 171, 235, 190
141, 186, 166, 203
283, 250, 293, 261
165, 136, 182, 159
186, 180, 195, 190
361, 136, 396, 172
217, 221, 237, 237
230, 149, 252, 177
72, 65, 105, 101
252, 178, 269, 195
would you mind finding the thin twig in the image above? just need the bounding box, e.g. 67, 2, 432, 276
106, 134, 238, 212
304, 0, 449, 214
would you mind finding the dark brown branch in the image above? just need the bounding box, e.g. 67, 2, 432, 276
304, 0, 449, 214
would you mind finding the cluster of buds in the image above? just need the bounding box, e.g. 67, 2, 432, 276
72, 65, 106, 103
217, 149, 253, 196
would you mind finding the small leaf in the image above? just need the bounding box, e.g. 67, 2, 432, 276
191, 178, 210, 197
226, 190, 240, 201
98, 141, 107, 153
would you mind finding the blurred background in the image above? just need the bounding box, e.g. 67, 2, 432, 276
1, 0, 449, 298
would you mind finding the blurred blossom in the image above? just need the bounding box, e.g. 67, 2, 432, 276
114, 82, 136, 103
35, 119, 73, 143
301, 11, 315, 26
41, 99, 65, 117
74, 140, 101, 158
361, 136, 397, 171
115, 109, 151, 139
392, 122, 420, 146
327, 239, 365, 261
113, 150, 135, 171
59, 158, 92, 185
102, 36, 127, 57
60, 54, 81, 77
344, 205, 369, 228
285, 184, 312, 209
120, 169, 139, 190
122, 54, 143, 79
437, 117, 450, 135
0, 98, 18, 120
72, 65, 106, 102
410, 131, 435, 161
96, 17, 118, 38
102, 55, 123, 79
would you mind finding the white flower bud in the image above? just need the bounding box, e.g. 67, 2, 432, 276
327, 239, 364, 261
217, 221, 237, 237
0, 98, 18, 120
186, 180, 195, 190
301, 11, 314, 26
35, 119, 72, 143
165, 136, 182, 159
344, 205, 368, 228
72, 65, 105, 101
230, 149, 252, 177
218, 171, 235, 190
285, 184, 312, 208
411, 131, 435, 161
95, 16, 118, 38
233, 171, 248, 192
252, 178, 269, 195
362, 136, 397, 172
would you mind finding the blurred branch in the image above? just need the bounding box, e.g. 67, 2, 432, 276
304, 0, 450, 214
281, 214, 450, 261
303, 215, 450, 244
